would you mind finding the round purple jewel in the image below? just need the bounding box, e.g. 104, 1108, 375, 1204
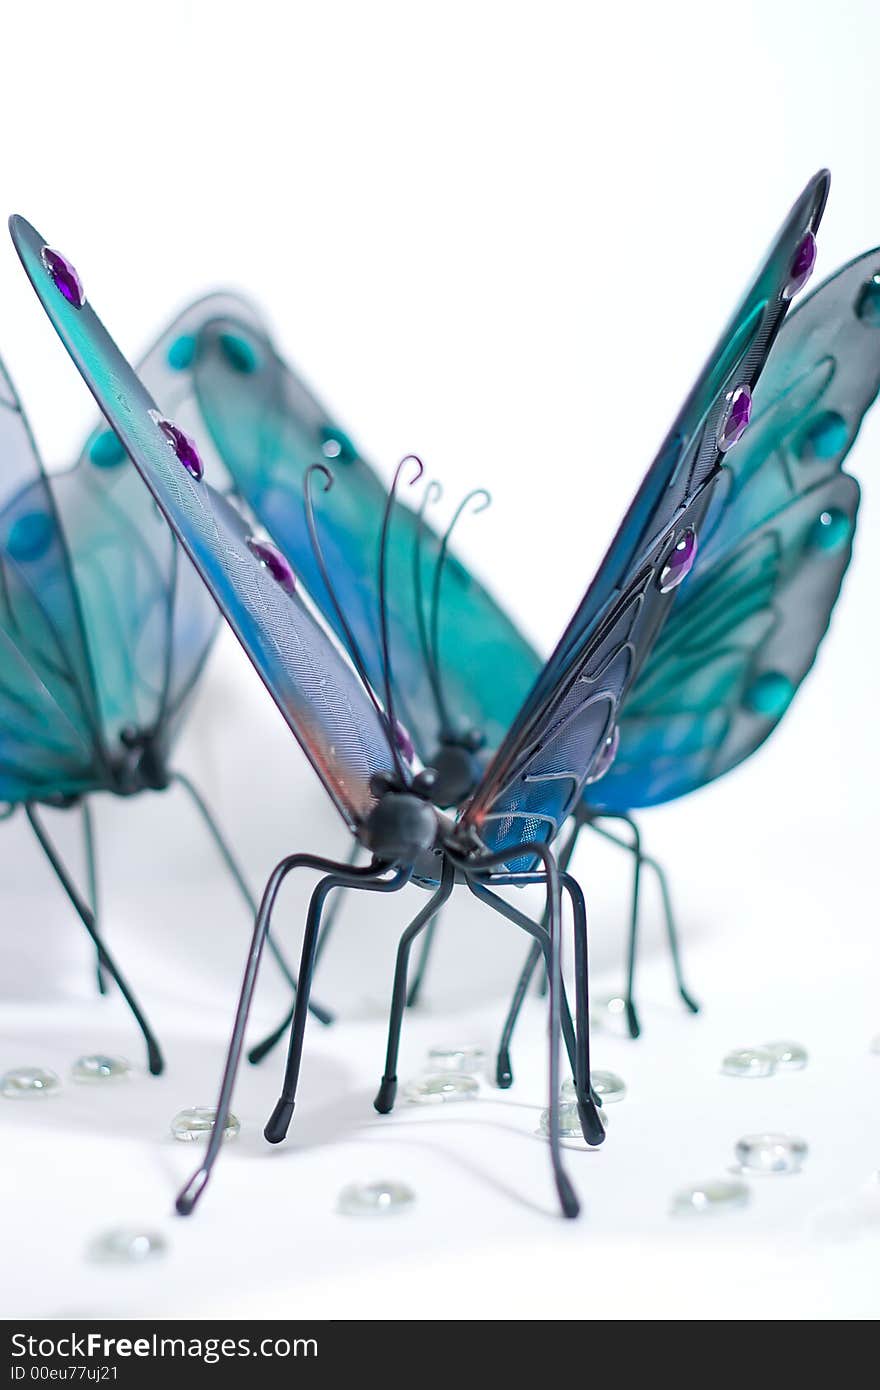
658, 527, 698, 594
783, 231, 817, 300
586, 724, 619, 785
154, 415, 204, 479
393, 719, 415, 764
245, 536, 296, 595
41, 246, 85, 308
717, 385, 751, 453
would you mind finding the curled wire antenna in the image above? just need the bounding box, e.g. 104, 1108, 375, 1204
427, 488, 492, 733
412, 479, 449, 729
377, 454, 425, 783
303, 463, 401, 770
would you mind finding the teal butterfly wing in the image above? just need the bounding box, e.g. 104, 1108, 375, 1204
11, 218, 395, 833
0, 357, 109, 803
590, 246, 880, 812
185, 314, 542, 765
459, 173, 830, 869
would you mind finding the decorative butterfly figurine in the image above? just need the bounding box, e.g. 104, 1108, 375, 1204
164, 173, 878, 1065
11, 169, 827, 1219
0, 295, 321, 1075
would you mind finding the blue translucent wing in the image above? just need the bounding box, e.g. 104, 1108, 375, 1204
462, 172, 830, 869
186, 315, 541, 760
0, 358, 109, 802
591, 246, 879, 810
57, 297, 263, 754
11, 217, 394, 831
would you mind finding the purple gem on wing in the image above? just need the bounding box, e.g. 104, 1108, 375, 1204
154, 416, 204, 479
658, 526, 698, 593
586, 724, 619, 785
717, 385, 751, 453
783, 231, 817, 299
245, 536, 297, 595
40, 246, 86, 307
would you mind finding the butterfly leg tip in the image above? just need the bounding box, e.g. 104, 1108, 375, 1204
264, 1099, 295, 1144
495, 1050, 514, 1089
578, 1099, 606, 1147
625, 1001, 641, 1039
147, 1042, 165, 1077
175, 1169, 209, 1217
557, 1172, 581, 1220
374, 1077, 397, 1114
680, 988, 700, 1015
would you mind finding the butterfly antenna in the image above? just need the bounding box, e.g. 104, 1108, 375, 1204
303, 464, 401, 769
428, 488, 492, 728
412, 479, 452, 730
377, 454, 425, 783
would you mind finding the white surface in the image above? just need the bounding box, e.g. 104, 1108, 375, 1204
0, 0, 879, 1321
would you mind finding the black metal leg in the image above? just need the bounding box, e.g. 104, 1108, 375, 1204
80, 800, 107, 996
172, 771, 333, 1026
492, 817, 584, 1087
312, 839, 362, 970
404, 908, 443, 1009
26, 804, 163, 1076
264, 867, 412, 1145
175, 851, 396, 1216
559, 870, 604, 1143
374, 863, 456, 1112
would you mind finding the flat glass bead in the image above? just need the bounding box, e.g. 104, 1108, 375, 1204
426, 1045, 486, 1074
170, 1106, 240, 1142
538, 1101, 609, 1142
88, 1229, 167, 1264
337, 1180, 415, 1216
72, 1054, 131, 1084
592, 994, 628, 1032
562, 1070, 626, 1103
735, 1132, 807, 1175
1, 1066, 61, 1099
762, 1040, 808, 1071
671, 1178, 750, 1216
404, 1074, 479, 1104
721, 1047, 776, 1079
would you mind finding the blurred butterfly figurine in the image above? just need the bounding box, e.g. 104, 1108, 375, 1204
0, 295, 319, 1074
167, 173, 878, 1061
11, 169, 827, 1218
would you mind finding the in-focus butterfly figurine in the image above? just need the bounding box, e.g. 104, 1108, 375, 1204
165, 170, 879, 1063
0, 297, 319, 1074
11, 170, 828, 1218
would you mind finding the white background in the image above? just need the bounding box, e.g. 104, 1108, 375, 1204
0, 0, 878, 1321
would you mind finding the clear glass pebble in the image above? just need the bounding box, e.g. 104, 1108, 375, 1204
337, 1180, 415, 1216
762, 1040, 808, 1071
671, 1178, 750, 1217
538, 1101, 609, 1142
88, 1228, 167, 1264
591, 994, 628, 1032
72, 1054, 131, 1084
562, 1070, 626, 1103
1, 1066, 61, 1099
426, 1044, 485, 1075
170, 1106, 240, 1142
735, 1132, 807, 1175
404, 1073, 479, 1104
721, 1046, 776, 1079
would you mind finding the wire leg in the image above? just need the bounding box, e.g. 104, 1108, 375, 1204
494, 817, 584, 1085
175, 852, 395, 1216
374, 864, 456, 1112
26, 804, 163, 1076
80, 800, 106, 996
313, 838, 362, 970
404, 908, 443, 1009
265, 867, 412, 1144
560, 870, 604, 1143
172, 771, 333, 1027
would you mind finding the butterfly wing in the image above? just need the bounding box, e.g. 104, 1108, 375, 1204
461, 172, 830, 869
590, 247, 879, 811
11, 218, 394, 832
0, 358, 111, 803
186, 313, 542, 758
55, 296, 265, 754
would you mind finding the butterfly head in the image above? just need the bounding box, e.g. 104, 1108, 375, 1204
426, 728, 485, 808
117, 726, 170, 794
361, 770, 439, 861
